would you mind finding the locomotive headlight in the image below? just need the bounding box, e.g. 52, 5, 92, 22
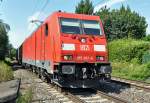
63, 55, 73, 60
62, 65, 75, 74
96, 56, 104, 61
94, 45, 106, 52
62, 43, 75, 50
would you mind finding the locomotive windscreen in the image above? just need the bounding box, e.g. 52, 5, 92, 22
60, 18, 81, 34
82, 20, 101, 35
60, 18, 102, 35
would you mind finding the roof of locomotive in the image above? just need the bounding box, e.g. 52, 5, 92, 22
44, 11, 101, 23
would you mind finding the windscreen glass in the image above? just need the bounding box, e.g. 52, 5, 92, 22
60, 18, 102, 35
82, 20, 101, 35
61, 18, 81, 34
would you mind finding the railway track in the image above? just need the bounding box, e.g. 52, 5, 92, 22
15, 66, 150, 103
50, 82, 129, 103
64, 88, 129, 103
111, 76, 150, 92
96, 76, 150, 103
25, 68, 129, 103
72, 88, 129, 103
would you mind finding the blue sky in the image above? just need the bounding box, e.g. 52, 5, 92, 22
0, 0, 150, 48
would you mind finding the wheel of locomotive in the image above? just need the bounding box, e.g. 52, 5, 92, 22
38, 68, 41, 78
32, 66, 36, 73
45, 73, 52, 84
24, 64, 27, 69
106, 74, 111, 82
29, 65, 32, 71
22, 63, 25, 69
40, 69, 47, 82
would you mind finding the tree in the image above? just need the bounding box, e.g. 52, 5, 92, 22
7, 44, 16, 59
75, 0, 94, 14
96, 5, 147, 41
0, 19, 10, 60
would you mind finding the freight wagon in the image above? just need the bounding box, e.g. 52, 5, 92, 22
17, 11, 112, 88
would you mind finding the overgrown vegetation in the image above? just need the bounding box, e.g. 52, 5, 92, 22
17, 87, 33, 103
0, 61, 13, 82
75, 0, 94, 14
96, 6, 147, 41
112, 61, 150, 80
108, 39, 150, 64
0, 19, 10, 60
108, 39, 150, 80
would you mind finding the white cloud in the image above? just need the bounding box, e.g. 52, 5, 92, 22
27, 11, 47, 33
94, 0, 126, 13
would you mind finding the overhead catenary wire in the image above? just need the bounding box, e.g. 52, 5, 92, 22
31, 0, 43, 15
36, 0, 49, 21
29, 0, 49, 33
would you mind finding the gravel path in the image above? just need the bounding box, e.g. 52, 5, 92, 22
14, 68, 74, 103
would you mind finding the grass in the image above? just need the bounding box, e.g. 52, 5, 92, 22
112, 61, 150, 81
108, 39, 150, 63
17, 87, 33, 103
5, 57, 13, 66
0, 61, 14, 82
108, 39, 150, 81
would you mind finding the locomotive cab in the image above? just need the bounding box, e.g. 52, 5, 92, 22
52, 13, 112, 88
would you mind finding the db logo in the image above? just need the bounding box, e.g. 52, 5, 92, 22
80, 45, 90, 51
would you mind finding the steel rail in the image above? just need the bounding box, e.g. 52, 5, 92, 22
65, 92, 86, 103
52, 83, 129, 103
52, 85, 85, 103
111, 76, 150, 92
92, 88, 129, 103
112, 76, 150, 85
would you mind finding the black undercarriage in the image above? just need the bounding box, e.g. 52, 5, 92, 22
52, 63, 112, 88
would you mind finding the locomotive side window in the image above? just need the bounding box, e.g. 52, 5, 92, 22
82, 20, 101, 35
45, 23, 48, 36
60, 18, 81, 34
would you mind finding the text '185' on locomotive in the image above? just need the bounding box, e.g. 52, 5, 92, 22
17, 11, 112, 88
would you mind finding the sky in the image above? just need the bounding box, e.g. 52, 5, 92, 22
0, 0, 150, 48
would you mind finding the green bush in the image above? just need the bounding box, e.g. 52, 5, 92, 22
142, 35, 150, 41
0, 61, 13, 82
112, 61, 150, 80
108, 39, 150, 63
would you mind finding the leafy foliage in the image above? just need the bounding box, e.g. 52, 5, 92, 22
0, 61, 13, 82
108, 39, 150, 64
108, 38, 150, 81
75, 0, 94, 14
96, 5, 147, 41
7, 44, 16, 59
112, 61, 150, 80
143, 35, 150, 41
0, 19, 10, 60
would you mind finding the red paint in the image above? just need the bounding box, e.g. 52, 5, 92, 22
22, 12, 108, 70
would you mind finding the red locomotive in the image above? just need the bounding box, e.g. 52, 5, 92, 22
17, 12, 112, 88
